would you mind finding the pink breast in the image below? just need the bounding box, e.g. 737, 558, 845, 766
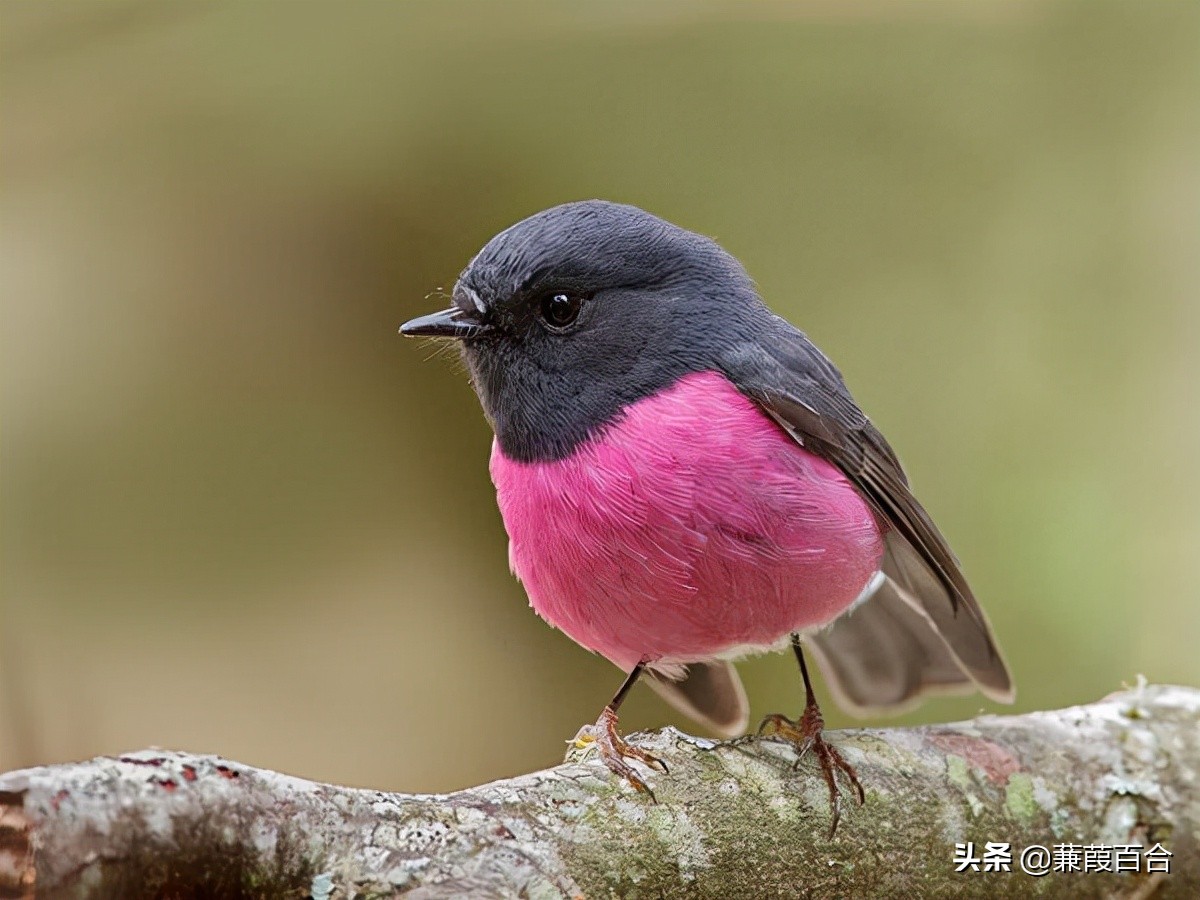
489, 371, 884, 671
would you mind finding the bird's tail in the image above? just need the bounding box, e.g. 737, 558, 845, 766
646, 660, 749, 738
807, 531, 1015, 715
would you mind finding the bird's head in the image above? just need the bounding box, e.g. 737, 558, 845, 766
402, 201, 768, 461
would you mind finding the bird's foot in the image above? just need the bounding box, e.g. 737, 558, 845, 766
758, 704, 865, 836
568, 706, 668, 799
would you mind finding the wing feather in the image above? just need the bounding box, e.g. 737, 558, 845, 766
721, 327, 1013, 707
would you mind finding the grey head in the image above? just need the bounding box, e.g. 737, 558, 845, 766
401, 200, 771, 462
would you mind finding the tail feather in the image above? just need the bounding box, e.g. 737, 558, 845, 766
809, 531, 1015, 715
646, 660, 749, 738
807, 577, 975, 714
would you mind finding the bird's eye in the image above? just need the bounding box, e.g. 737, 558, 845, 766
540, 293, 583, 329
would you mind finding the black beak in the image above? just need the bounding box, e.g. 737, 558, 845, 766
399, 307, 490, 339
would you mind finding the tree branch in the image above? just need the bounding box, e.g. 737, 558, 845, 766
2, 684, 1197, 898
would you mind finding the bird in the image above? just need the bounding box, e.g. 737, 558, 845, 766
401, 200, 1013, 832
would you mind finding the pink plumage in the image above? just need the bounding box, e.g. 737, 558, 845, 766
490, 370, 885, 673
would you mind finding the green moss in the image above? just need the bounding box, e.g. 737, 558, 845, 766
563, 743, 982, 898
946, 755, 972, 791
1004, 772, 1039, 823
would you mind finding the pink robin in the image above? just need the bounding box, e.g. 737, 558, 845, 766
402, 200, 1013, 833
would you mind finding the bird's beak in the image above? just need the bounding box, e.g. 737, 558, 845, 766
399, 307, 491, 339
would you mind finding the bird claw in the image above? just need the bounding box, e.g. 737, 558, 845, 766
757, 707, 864, 837
568, 706, 667, 799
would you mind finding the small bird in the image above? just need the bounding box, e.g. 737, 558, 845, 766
402, 200, 1013, 831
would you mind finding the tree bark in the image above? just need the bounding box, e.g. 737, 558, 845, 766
1, 683, 1196, 898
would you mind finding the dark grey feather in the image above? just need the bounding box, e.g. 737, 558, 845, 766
807, 575, 977, 714
646, 661, 749, 738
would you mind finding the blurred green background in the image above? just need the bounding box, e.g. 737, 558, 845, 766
3, 1, 1198, 791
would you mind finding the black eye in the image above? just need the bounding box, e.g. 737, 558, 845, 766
540, 293, 583, 329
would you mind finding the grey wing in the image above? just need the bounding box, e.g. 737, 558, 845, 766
721, 324, 1014, 712
646, 661, 749, 738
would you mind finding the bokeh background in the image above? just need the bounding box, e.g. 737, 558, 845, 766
3, 1, 1198, 791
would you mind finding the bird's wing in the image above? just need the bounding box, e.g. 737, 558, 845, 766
720, 322, 1014, 708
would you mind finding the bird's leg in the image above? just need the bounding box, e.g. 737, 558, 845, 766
569, 661, 668, 798
758, 634, 865, 836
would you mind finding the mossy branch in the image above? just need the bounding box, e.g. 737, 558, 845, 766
2, 684, 1198, 898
